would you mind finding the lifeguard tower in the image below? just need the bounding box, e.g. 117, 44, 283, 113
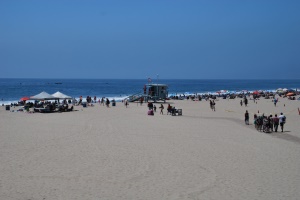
127, 83, 169, 102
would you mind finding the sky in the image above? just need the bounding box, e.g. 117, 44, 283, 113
0, 0, 300, 79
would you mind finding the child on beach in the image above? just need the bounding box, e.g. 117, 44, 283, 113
125, 100, 128, 108
212, 100, 216, 111
159, 104, 164, 115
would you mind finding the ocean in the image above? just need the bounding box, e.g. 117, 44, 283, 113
1, 78, 300, 105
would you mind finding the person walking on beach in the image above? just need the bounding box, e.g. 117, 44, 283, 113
268, 114, 274, 132
159, 104, 164, 114
212, 100, 216, 111
253, 113, 258, 128
244, 97, 248, 107
273, 114, 279, 132
209, 100, 213, 110
106, 98, 110, 107
278, 112, 286, 132
125, 99, 128, 108
274, 98, 278, 107
245, 110, 249, 125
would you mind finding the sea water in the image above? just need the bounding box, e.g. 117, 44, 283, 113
1, 78, 300, 105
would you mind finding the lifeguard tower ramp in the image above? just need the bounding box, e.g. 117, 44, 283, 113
127, 84, 168, 103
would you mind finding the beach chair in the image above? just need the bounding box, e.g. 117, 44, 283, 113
148, 110, 154, 115
28, 107, 35, 113
172, 109, 182, 116
67, 106, 74, 112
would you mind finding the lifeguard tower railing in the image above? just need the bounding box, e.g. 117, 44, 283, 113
127, 83, 168, 102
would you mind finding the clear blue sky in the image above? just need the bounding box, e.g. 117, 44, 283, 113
1, 0, 299, 79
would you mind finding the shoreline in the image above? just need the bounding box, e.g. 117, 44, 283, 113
1, 88, 299, 106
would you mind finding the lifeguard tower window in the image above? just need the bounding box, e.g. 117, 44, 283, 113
146, 84, 168, 102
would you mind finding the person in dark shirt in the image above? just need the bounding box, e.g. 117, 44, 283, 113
245, 110, 249, 125
273, 114, 279, 132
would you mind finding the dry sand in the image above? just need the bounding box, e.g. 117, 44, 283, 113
1, 96, 300, 200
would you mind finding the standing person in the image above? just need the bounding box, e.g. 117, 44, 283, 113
153, 105, 156, 112
94, 96, 97, 103
209, 100, 213, 110
159, 104, 164, 115
140, 97, 144, 105
125, 99, 128, 108
167, 104, 172, 115
268, 114, 274, 132
245, 110, 249, 125
278, 112, 286, 132
244, 97, 248, 107
212, 100, 216, 111
254, 113, 258, 129
106, 98, 110, 107
240, 100, 243, 106
78, 96, 83, 105
273, 114, 279, 132
274, 98, 277, 107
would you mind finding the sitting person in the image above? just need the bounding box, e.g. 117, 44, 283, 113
171, 107, 176, 115
148, 102, 153, 110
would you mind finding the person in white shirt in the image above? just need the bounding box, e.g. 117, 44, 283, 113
278, 112, 286, 132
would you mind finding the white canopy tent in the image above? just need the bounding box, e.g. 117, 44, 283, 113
30, 91, 56, 100
52, 91, 72, 99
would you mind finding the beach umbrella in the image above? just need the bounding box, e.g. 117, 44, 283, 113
253, 91, 259, 95
20, 96, 30, 101
286, 92, 295, 96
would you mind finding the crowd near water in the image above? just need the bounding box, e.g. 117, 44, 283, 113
1, 78, 300, 106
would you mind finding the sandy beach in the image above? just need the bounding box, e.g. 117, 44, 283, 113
1, 96, 300, 200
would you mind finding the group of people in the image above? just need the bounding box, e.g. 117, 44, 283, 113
147, 102, 165, 114
240, 97, 248, 107
246, 111, 287, 133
